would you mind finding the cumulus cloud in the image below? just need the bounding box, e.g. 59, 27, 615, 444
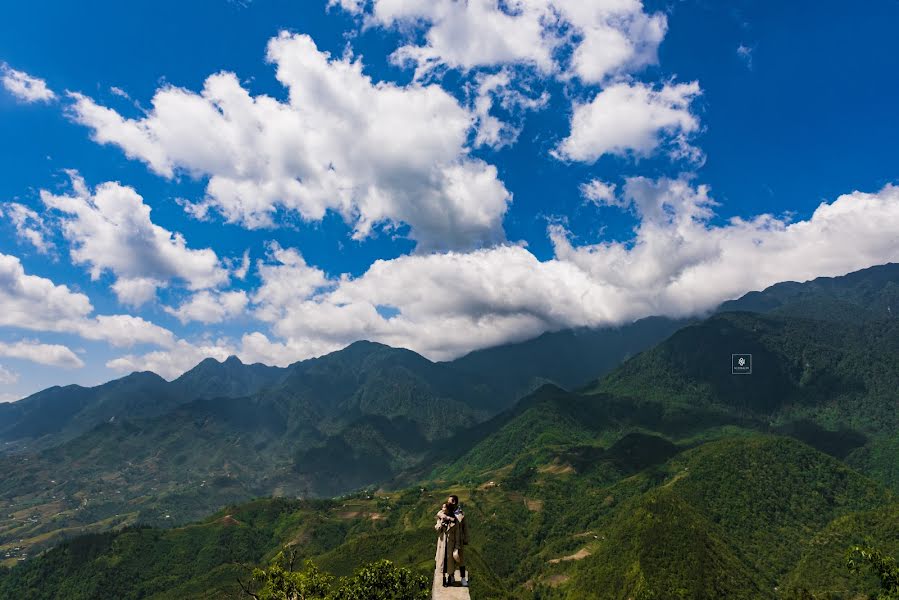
580, 179, 621, 206
554, 81, 702, 163
85, 315, 175, 348
230, 249, 251, 280
40, 173, 229, 306
0, 251, 93, 331
106, 338, 234, 379
1, 63, 55, 103
0, 251, 175, 347
113, 177, 899, 375
164, 290, 249, 324
0, 339, 84, 369
252, 243, 331, 322
68, 32, 511, 251
236, 331, 318, 366
471, 69, 548, 149
0, 364, 18, 385
105, 330, 321, 378
335, 0, 666, 84
551, 177, 899, 317
0, 202, 54, 254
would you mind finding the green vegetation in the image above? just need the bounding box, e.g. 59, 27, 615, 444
242, 555, 429, 600
783, 505, 899, 599
847, 545, 899, 600
1, 263, 899, 597
0, 322, 680, 559
3, 435, 895, 599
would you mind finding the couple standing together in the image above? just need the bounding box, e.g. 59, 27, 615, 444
434, 494, 469, 587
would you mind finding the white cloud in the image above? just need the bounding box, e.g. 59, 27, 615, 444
0, 364, 18, 385
41, 173, 229, 306
471, 69, 548, 149
83, 315, 174, 348
580, 179, 622, 207
109, 277, 164, 307
107, 339, 233, 379
737, 44, 754, 70
109, 86, 131, 100
236, 331, 319, 366
230, 249, 251, 280
337, 0, 666, 84
0, 251, 175, 348
0, 339, 84, 369
68, 32, 511, 251
204, 179, 899, 365
550, 177, 899, 317
0, 251, 93, 331
554, 81, 702, 163
252, 243, 331, 322
0, 202, 54, 254
108, 174, 899, 378
164, 290, 249, 324
105, 330, 321, 379
1, 63, 55, 103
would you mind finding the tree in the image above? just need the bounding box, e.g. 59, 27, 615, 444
847, 544, 899, 600
330, 560, 429, 600
238, 549, 333, 600
238, 554, 428, 600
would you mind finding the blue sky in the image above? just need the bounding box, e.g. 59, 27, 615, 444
1, 0, 899, 400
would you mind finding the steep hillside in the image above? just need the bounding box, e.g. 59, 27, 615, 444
0, 372, 175, 449
718, 262, 899, 322
1, 436, 892, 599
449, 316, 688, 401
0, 342, 502, 558
782, 503, 899, 598
592, 312, 899, 430
426, 383, 746, 484
564, 488, 769, 599
168, 355, 284, 403
0, 318, 680, 454
0, 324, 690, 559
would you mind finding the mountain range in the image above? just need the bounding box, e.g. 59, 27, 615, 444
0, 311, 686, 560
1, 263, 898, 598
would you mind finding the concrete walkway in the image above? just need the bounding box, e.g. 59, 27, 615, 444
431, 569, 471, 599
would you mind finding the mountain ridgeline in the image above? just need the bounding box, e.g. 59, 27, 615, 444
1, 263, 898, 599
0, 317, 685, 558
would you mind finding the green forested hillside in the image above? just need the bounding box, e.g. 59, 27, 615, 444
0, 341, 498, 559
1, 264, 899, 597
449, 316, 688, 401
0, 327, 678, 561
1, 435, 893, 599
718, 262, 899, 322
0, 318, 683, 453
590, 311, 899, 491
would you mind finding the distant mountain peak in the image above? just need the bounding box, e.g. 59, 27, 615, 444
344, 339, 391, 351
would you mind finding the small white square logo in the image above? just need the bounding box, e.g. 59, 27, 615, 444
732, 354, 752, 375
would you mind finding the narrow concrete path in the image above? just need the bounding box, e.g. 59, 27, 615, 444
431, 569, 471, 599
